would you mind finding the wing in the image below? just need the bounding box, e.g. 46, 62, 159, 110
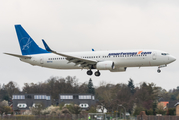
42, 39, 97, 68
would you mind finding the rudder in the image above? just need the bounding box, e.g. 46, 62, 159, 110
15, 25, 49, 55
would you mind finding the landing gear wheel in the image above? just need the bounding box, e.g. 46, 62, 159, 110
157, 69, 161, 73
87, 70, 93, 75
95, 71, 101, 77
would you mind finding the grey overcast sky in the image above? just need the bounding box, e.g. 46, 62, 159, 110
0, 0, 179, 90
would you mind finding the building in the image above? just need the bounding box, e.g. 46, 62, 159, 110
12, 94, 51, 114
167, 100, 179, 109
167, 100, 179, 116
174, 102, 179, 116
59, 94, 96, 109
158, 101, 169, 110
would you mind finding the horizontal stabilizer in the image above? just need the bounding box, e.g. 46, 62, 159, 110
4, 53, 31, 59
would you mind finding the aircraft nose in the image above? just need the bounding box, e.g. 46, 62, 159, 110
169, 56, 176, 63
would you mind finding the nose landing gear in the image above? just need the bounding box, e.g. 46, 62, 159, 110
157, 69, 161, 73
157, 65, 167, 73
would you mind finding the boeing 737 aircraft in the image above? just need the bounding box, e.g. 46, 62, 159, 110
4, 25, 176, 76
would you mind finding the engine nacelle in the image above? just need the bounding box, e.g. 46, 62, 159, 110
110, 67, 127, 72
96, 61, 115, 70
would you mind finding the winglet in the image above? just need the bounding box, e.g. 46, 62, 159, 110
42, 39, 53, 52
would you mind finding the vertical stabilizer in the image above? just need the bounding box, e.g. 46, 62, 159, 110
15, 25, 49, 55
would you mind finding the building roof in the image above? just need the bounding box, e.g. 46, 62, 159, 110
13, 93, 50, 95
158, 101, 169, 106
174, 102, 179, 107
59, 93, 95, 95
167, 100, 179, 108
158, 101, 169, 109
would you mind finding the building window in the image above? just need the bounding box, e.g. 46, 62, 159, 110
60, 95, 73, 99
34, 95, 46, 99
79, 95, 91, 99
12, 95, 25, 99
46, 96, 51, 100
35, 95, 37, 99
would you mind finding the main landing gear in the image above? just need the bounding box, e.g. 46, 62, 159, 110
94, 70, 100, 77
87, 70, 93, 75
87, 70, 101, 77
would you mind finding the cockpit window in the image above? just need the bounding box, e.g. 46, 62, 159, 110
161, 53, 169, 55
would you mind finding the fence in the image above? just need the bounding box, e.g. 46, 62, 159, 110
1, 115, 179, 120
0, 114, 88, 120
137, 115, 179, 120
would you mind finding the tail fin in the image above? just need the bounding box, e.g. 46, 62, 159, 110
15, 25, 50, 55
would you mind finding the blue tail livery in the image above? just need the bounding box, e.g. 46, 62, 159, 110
15, 25, 49, 55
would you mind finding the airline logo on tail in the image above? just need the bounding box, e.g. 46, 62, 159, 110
21, 37, 32, 50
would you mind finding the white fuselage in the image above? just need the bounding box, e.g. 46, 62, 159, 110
20, 49, 176, 71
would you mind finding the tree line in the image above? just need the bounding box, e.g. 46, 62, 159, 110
1, 76, 179, 115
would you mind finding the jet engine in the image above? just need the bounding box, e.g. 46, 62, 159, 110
96, 61, 115, 70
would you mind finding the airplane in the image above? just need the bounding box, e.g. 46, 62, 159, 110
4, 25, 176, 77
